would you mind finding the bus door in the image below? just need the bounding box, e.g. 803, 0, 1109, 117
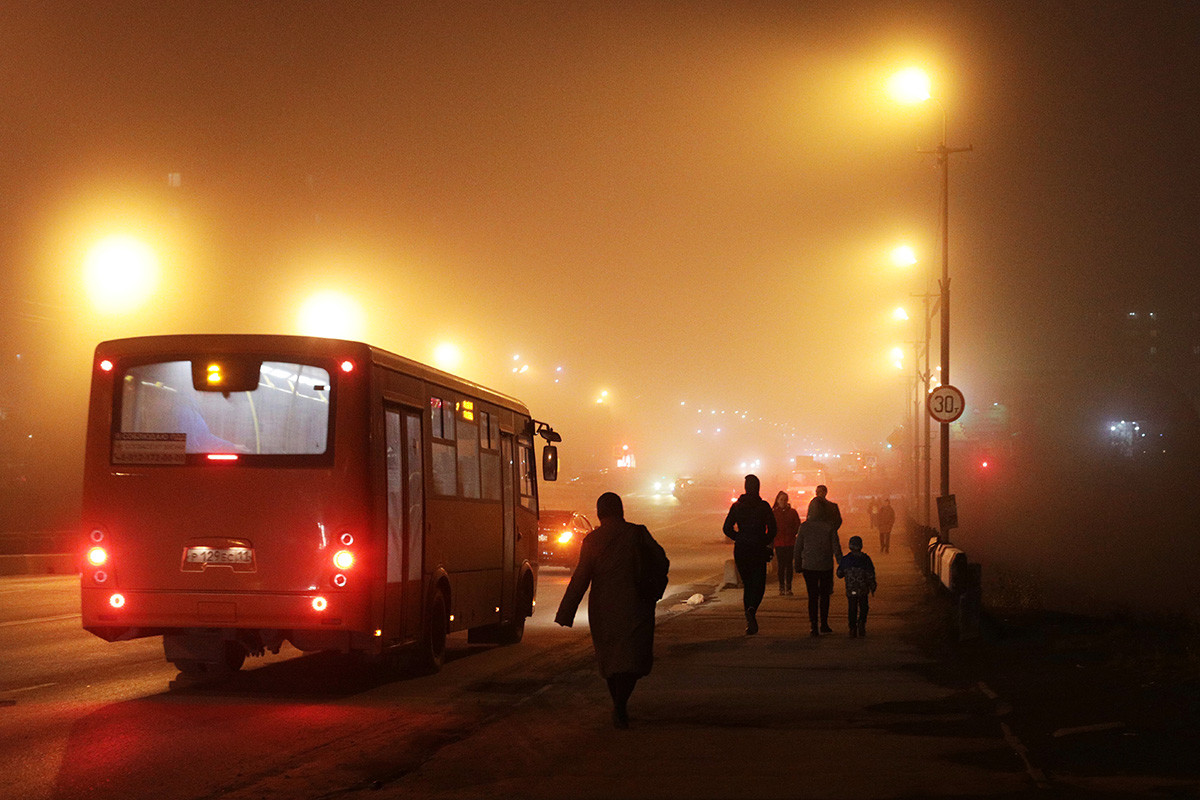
501, 433, 516, 617
384, 405, 425, 642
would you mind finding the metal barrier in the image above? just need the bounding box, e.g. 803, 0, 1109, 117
926, 536, 982, 640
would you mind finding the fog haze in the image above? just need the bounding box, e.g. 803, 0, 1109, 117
3, 3, 1200, 614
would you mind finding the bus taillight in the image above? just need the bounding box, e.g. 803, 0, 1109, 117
312, 596, 328, 612
99, 359, 114, 372
87, 546, 108, 567
340, 360, 354, 373
109, 593, 125, 609
333, 549, 354, 570
206, 454, 239, 463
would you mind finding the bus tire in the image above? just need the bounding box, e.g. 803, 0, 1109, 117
497, 578, 533, 645
417, 589, 449, 673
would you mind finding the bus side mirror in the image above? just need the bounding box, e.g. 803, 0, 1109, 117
542, 445, 558, 482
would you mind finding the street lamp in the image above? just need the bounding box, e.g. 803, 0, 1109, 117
83, 235, 159, 314
891, 67, 971, 543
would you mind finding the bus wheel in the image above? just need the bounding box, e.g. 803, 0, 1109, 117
417, 591, 448, 673
498, 581, 533, 645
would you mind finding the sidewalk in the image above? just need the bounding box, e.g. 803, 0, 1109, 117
362, 538, 1041, 799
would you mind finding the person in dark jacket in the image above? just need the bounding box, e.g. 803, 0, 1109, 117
771, 491, 801, 596
876, 498, 896, 555
723, 474, 777, 635
837, 535, 877, 637
556, 492, 669, 729
806, 484, 842, 536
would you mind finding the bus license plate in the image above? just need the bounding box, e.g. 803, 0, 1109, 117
182, 546, 256, 572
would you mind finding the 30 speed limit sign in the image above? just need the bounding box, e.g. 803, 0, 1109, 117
927, 385, 965, 423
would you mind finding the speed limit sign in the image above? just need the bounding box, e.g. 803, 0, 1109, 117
927, 385, 965, 423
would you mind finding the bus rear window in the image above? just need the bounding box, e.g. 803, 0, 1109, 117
115, 360, 332, 461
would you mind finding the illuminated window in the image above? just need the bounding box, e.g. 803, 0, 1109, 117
117, 360, 331, 458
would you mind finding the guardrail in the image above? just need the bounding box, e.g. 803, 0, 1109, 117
927, 536, 982, 640
0, 531, 79, 576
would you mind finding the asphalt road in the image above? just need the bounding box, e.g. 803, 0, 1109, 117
0, 494, 729, 800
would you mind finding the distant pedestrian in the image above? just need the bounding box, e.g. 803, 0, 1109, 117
794, 485, 844, 636
876, 498, 896, 555
867, 497, 880, 535
837, 535, 877, 637
771, 491, 800, 596
556, 492, 670, 729
723, 474, 777, 635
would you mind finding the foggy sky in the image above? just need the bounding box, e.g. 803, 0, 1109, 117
3, 1, 1200, 482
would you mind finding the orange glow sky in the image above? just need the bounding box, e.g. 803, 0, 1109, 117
3, 1, 1199, 489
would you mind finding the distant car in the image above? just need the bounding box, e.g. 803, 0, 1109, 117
537, 510, 594, 568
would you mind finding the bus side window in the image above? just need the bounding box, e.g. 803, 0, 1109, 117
518, 440, 536, 512
430, 396, 457, 496
479, 411, 502, 500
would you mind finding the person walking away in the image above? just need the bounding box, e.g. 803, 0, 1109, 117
793, 491, 844, 636
877, 498, 896, 555
806, 484, 842, 539
837, 535, 877, 637
556, 492, 669, 729
723, 474, 777, 635
771, 491, 800, 596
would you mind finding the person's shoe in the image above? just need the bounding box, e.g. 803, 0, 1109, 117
810, 628, 820, 638
745, 609, 759, 635
820, 624, 833, 634
857, 624, 866, 637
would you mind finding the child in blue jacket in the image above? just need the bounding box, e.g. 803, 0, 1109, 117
836, 535, 877, 637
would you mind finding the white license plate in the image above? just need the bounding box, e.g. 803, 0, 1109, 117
182, 546, 256, 572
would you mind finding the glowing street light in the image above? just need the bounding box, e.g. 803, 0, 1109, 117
83, 235, 158, 313
888, 67, 932, 104
891, 244, 918, 268
297, 290, 365, 340
892, 307, 910, 322
433, 342, 462, 371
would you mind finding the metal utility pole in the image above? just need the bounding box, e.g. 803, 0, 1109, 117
922, 115, 971, 543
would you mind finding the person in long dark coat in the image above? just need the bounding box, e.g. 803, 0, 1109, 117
723, 474, 777, 635
555, 492, 669, 729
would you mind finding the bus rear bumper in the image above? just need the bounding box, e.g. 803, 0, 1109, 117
81, 587, 372, 642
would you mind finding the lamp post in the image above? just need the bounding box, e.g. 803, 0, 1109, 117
891, 68, 970, 542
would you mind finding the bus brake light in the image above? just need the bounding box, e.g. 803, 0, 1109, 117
312, 596, 328, 612
109, 593, 125, 609
333, 550, 354, 570
87, 546, 108, 567
207, 454, 239, 462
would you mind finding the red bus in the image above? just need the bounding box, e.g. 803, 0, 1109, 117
80, 334, 559, 680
